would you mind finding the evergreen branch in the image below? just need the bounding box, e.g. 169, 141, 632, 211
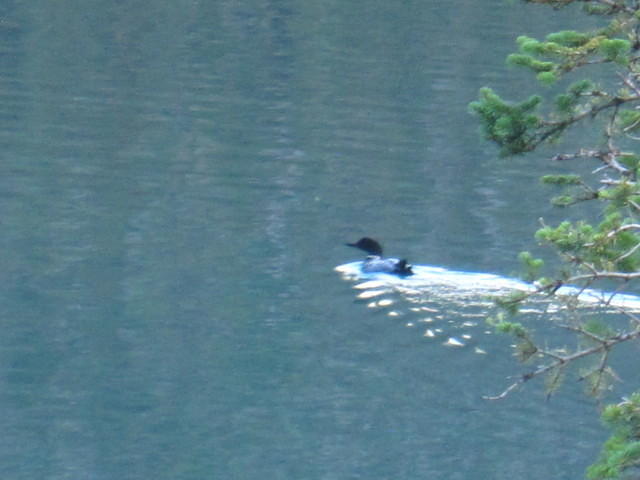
537, 94, 639, 160
473, 3, 640, 474
582, 0, 637, 15
484, 327, 640, 400
579, 349, 612, 397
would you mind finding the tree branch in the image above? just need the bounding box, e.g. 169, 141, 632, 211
484, 327, 640, 400
568, 271, 640, 282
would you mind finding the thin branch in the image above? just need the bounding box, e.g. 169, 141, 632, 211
484, 328, 640, 400
484, 381, 522, 401
610, 302, 640, 326
552, 148, 631, 175
600, 178, 638, 186
615, 241, 640, 262
537, 346, 567, 361
578, 349, 611, 396
568, 271, 640, 282
629, 198, 640, 212
606, 224, 640, 236
558, 322, 607, 343
620, 71, 640, 98
604, 103, 619, 152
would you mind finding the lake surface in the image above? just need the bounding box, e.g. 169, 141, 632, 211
0, 1, 627, 479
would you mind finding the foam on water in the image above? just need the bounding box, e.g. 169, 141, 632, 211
336, 261, 640, 310
336, 261, 640, 352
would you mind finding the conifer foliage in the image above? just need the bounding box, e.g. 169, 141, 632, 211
470, 1, 640, 477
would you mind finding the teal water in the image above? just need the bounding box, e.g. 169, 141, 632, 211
0, 2, 621, 479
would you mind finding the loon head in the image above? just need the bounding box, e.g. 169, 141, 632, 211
346, 237, 384, 256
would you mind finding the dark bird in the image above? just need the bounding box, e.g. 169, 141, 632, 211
346, 237, 413, 277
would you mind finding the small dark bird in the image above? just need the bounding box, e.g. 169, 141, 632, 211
346, 237, 413, 277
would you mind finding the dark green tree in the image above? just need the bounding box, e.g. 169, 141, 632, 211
470, 1, 640, 478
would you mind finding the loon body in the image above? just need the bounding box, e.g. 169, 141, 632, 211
346, 237, 413, 277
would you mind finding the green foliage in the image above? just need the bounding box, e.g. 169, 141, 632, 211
541, 174, 583, 185
555, 79, 597, 114
493, 291, 530, 315
546, 30, 591, 47
600, 182, 640, 212
583, 319, 615, 341
544, 365, 565, 396
619, 153, 640, 172
535, 220, 595, 254
588, 393, 640, 479
531, 213, 640, 273
491, 318, 529, 337
582, 365, 617, 397
504, 27, 631, 85
515, 336, 539, 362
599, 38, 631, 64
618, 111, 640, 133
543, 171, 601, 207
518, 251, 544, 281
507, 53, 555, 72
469, 88, 541, 156
472, 5, 640, 476
550, 194, 576, 206
536, 71, 558, 85
487, 314, 539, 362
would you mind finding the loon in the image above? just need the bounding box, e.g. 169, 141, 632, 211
346, 237, 414, 277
